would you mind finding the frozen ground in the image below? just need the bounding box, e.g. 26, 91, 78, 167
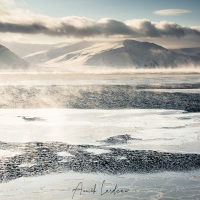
0, 109, 199, 153
0, 73, 199, 86
0, 74, 199, 199
1, 171, 200, 200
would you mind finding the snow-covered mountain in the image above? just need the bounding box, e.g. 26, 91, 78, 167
0, 44, 28, 69
172, 48, 200, 57
0, 41, 55, 57
24, 40, 200, 68
24, 41, 95, 63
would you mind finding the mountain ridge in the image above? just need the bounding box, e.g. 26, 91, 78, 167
2, 40, 200, 69
24, 40, 200, 68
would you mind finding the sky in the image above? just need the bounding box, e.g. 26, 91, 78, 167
15, 0, 200, 26
0, 0, 200, 47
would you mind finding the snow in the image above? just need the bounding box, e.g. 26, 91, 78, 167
24, 50, 48, 58
57, 152, 74, 157
0, 171, 200, 200
0, 73, 199, 86
0, 150, 22, 158
19, 163, 35, 168
0, 44, 28, 68
86, 149, 111, 155
24, 41, 96, 64
0, 72, 199, 199
139, 89, 200, 93
0, 109, 199, 153
22, 40, 200, 68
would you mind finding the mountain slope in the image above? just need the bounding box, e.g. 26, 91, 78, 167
172, 48, 200, 57
24, 40, 200, 68
24, 41, 95, 64
85, 40, 200, 67
0, 41, 56, 57
0, 44, 29, 69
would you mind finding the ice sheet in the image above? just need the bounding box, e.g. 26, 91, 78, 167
1, 171, 200, 200
0, 109, 199, 153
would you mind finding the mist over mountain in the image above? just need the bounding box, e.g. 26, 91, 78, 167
0, 44, 29, 69
173, 48, 200, 57
23, 40, 200, 68
0, 41, 55, 57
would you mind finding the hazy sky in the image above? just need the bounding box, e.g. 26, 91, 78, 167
0, 0, 200, 47
15, 0, 200, 26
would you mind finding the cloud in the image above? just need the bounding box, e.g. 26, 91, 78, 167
0, 0, 14, 15
0, 1, 199, 39
154, 9, 191, 16
0, 18, 199, 39
0, 0, 14, 8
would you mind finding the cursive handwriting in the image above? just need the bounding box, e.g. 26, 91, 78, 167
101, 180, 129, 196
72, 180, 129, 199
72, 182, 97, 199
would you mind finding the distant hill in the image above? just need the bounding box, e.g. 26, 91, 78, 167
0, 44, 29, 69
